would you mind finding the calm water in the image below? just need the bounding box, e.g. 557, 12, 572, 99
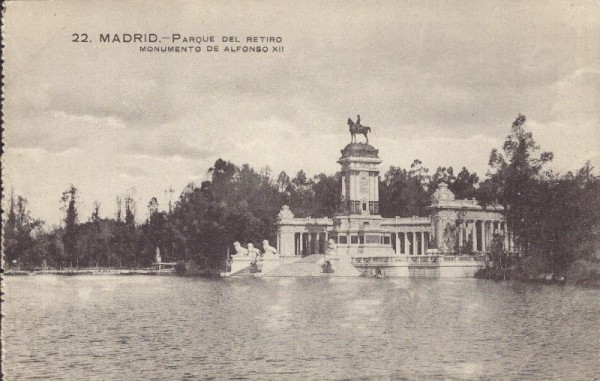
3, 276, 599, 380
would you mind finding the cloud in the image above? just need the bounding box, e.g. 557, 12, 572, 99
120, 166, 149, 178
125, 136, 214, 160
2, 0, 599, 224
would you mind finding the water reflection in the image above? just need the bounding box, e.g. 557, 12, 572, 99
4, 276, 599, 380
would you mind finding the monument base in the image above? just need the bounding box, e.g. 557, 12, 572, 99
227, 256, 252, 275
328, 255, 362, 276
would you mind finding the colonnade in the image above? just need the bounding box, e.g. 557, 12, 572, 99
455, 220, 513, 252
277, 220, 514, 257
294, 232, 328, 256
394, 231, 430, 255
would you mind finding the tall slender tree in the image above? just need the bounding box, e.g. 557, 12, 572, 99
61, 185, 79, 268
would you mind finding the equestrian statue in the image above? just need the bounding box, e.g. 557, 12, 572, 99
347, 114, 371, 144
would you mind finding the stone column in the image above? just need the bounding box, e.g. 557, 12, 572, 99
396, 233, 401, 254
472, 221, 477, 252
347, 172, 352, 201
370, 173, 376, 204
414, 232, 419, 255
420, 231, 425, 255
276, 233, 280, 252
281, 231, 288, 255
287, 231, 295, 256
277, 233, 282, 255
401, 232, 406, 254
375, 173, 379, 201
351, 171, 358, 200
481, 221, 486, 252
434, 218, 443, 250
458, 222, 464, 249
503, 222, 509, 251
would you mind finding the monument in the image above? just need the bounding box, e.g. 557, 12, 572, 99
226, 115, 510, 277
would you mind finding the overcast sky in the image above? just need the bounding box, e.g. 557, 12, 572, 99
3, 0, 599, 225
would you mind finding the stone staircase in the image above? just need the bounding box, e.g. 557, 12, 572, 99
266, 254, 326, 277
230, 266, 254, 276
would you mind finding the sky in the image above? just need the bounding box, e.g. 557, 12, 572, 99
3, 0, 599, 226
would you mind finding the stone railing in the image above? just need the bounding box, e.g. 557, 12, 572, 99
351, 254, 486, 267
405, 255, 442, 264
352, 256, 398, 265
442, 255, 486, 263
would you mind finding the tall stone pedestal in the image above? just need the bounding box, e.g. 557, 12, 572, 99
330, 142, 396, 265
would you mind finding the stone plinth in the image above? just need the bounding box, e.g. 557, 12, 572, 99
339, 143, 380, 159
229, 256, 252, 275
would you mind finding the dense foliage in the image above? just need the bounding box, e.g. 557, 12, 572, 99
3, 161, 343, 270
476, 115, 600, 278
379, 159, 479, 217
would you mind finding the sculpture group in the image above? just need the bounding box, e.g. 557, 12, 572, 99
232, 240, 279, 259
232, 240, 279, 273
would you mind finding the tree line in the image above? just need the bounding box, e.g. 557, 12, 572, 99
4, 115, 599, 276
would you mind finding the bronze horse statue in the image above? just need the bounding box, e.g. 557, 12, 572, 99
347, 117, 371, 144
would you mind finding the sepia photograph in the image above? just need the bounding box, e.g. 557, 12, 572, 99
2, 1, 599, 379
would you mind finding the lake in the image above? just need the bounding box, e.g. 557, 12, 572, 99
3, 276, 599, 380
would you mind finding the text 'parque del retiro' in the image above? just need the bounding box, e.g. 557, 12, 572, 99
223, 115, 512, 278
98, 34, 282, 44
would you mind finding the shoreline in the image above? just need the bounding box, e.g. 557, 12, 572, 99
4, 268, 176, 276
5, 269, 599, 287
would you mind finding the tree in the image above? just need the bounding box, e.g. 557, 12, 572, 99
311, 173, 341, 217
478, 115, 553, 252
123, 193, 138, 267
61, 185, 79, 268
3, 191, 44, 269
379, 162, 430, 218
276, 171, 291, 193
430, 166, 455, 194
451, 167, 479, 199
475, 115, 600, 276
289, 170, 315, 217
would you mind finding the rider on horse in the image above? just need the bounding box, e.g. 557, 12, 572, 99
348, 115, 371, 144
